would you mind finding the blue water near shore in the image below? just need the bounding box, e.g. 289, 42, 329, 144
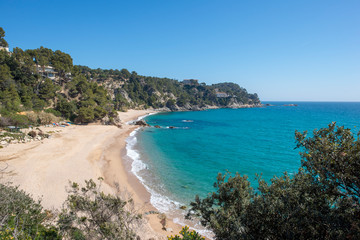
128, 102, 360, 222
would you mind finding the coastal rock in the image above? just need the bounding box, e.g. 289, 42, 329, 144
284, 104, 298, 107
134, 120, 149, 126
102, 114, 122, 126
169, 126, 175, 129
154, 125, 161, 128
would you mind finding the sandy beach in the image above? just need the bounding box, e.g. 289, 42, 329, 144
0, 109, 182, 239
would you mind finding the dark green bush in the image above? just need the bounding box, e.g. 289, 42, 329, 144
168, 226, 204, 240
44, 108, 62, 117
58, 178, 143, 240
0, 183, 61, 239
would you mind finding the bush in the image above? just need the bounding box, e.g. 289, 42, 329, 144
7, 114, 29, 127
44, 108, 62, 117
0, 183, 61, 239
76, 107, 94, 123
0, 117, 11, 127
58, 178, 143, 240
26, 112, 39, 125
38, 112, 59, 124
168, 226, 204, 240
28, 130, 37, 138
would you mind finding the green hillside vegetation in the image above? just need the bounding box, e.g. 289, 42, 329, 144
0, 27, 260, 126
0, 32, 116, 125
76, 65, 260, 111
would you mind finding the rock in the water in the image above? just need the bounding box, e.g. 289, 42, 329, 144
169, 126, 175, 129
154, 125, 161, 128
134, 120, 149, 126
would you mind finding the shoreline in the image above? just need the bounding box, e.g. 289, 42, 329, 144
126, 111, 214, 239
0, 109, 182, 239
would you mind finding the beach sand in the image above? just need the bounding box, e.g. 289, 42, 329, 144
0, 109, 182, 239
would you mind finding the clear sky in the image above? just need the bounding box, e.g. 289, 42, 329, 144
1, 0, 359, 101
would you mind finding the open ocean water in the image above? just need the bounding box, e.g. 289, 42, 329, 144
125, 102, 360, 235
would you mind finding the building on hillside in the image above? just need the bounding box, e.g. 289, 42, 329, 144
182, 79, 198, 85
0, 46, 10, 52
36, 65, 57, 80
216, 92, 229, 98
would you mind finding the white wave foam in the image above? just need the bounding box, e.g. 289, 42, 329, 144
127, 112, 158, 125
126, 129, 182, 212
126, 127, 213, 239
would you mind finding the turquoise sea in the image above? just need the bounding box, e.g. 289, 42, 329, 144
126, 102, 360, 233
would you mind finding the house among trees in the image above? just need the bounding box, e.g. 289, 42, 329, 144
36, 65, 58, 80
216, 92, 229, 98
182, 79, 198, 85
0, 45, 10, 52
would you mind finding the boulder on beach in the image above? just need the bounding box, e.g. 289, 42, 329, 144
134, 119, 149, 126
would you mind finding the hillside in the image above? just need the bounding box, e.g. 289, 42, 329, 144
76, 66, 261, 111
0, 27, 261, 126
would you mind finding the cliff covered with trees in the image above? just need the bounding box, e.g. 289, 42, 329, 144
76, 66, 261, 111
0, 27, 260, 126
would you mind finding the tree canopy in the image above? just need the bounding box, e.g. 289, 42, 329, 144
0, 27, 8, 48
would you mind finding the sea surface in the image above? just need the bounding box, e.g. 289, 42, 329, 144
125, 102, 360, 234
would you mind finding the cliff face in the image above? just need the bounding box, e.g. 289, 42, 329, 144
77, 66, 262, 111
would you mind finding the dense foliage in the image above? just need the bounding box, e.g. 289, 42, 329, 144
187, 123, 360, 240
0, 178, 143, 240
76, 66, 261, 110
168, 226, 205, 240
0, 183, 61, 239
0, 32, 115, 124
0, 27, 8, 48
58, 178, 142, 240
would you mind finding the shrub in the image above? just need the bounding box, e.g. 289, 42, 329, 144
0, 183, 61, 239
44, 108, 62, 117
58, 178, 143, 240
76, 107, 94, 123
28, 130, 37, 138
7, 114, 29, 127
0, 117, 11, 127
26, 112, 38, 125
38, 112, 59, 124
168, 226, 204, 240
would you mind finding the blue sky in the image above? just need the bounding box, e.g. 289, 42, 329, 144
1, 0, 359, 101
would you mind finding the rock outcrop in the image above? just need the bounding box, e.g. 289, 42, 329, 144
134, 120, 149, 127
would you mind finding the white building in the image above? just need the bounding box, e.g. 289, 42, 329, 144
36, 65, 57, 80
183, 79, 198, 85
0, 46, 10, 53
216, 92, 229, 98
